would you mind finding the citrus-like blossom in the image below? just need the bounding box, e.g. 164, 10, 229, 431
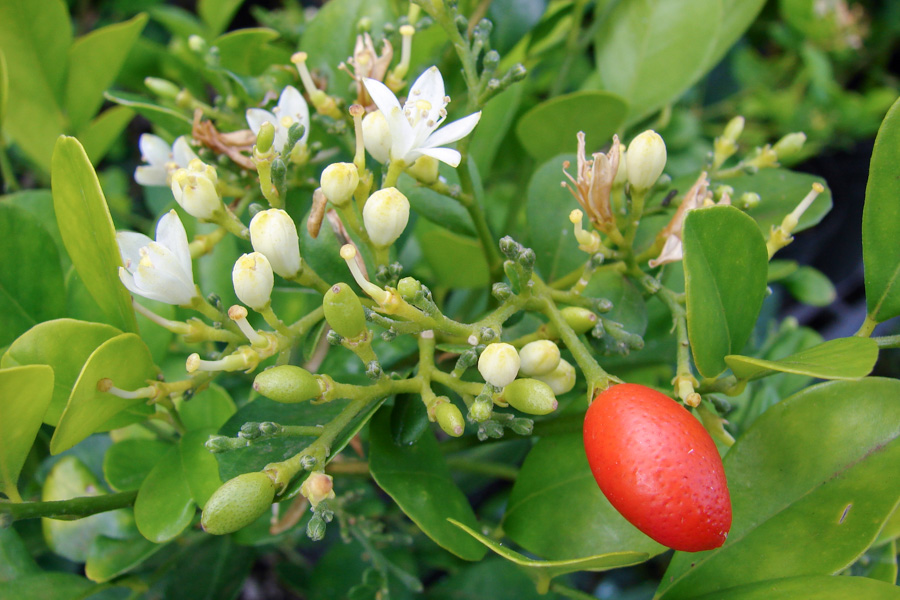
117, 210, 197, 305
362, 66, 481, 168
246, 86, 310, 151
562, 132, 621, 228
134, 135, 198, 187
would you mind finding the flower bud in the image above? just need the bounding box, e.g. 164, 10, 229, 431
300, 472, 335, 509
613, 145, 628, 187
534, 358, 576, 395
772, 132, 807, 161
723, 116, 745, 142
144, 77, 180, 99
406, 155, 439, 184
256, 121, 276, 154
362, 110, 391, 163
397, 276, 422, 300
737, 192, 761, 210
518, 340, 561, 377
323, 283, 368, 339
232, 252, 274, 310
253, 365, 322, 403
249, 209, 301, 278
477, 342, 520, 388
434, 401, 465, 437
502, 378, 558, 415
171, 159, 222, 220
469, 396, 493, 422
626, 130, 666, 191
201, 472, 276, 535
563, 306, 599, 334
362, 187, 410, 247
320, 162, 359, 207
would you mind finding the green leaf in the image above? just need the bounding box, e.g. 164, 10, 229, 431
199, 0, 246, 36
850, 541, 898, 584
450, 519, 648, 593
178, 384, 236, 432
728, 169, 832, 234
0, 365, 53, 501
390, 393, 430, 446
0, 0, 69, 170
593, 0, 721, 124
215, 28, 287, 76
0, 573, 96, 600
179, 429, 223, 507
515, 91, 628, 162
52, 136, 137, 333
862, 96, 900, 323
725, 337, 878, 382
471, 82, 525, 176
684, 205, 768, 378
163, 536, 254, 600
368, 408, 486, 561
428, 558, 546, 600
585, 270, 648, 336
104, 91, 193, 138
705, 0, 767, 74
78, 106, 135, 165
685, 576, 900, 600
778, 266, 836, 306
85, 535, 167, 583
64, 14, 147, 131
504, 433, 666, 560
134, 446, 196, 543
0, 526, 39, 582
0, 204, 66, 347
657, 378, 900, 599
0, 48, 8, 127
1, 319, 122, 425
103, 438, 172, 492
415, 219, 490, 288
51, 333, 156, 454
398, 174, 475, 237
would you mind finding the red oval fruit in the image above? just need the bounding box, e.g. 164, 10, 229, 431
583, 383, 731, 552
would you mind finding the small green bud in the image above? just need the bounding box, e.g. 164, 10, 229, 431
509, 418, 534, 435
772, 132, 807, 162
478, 420, 504, 440
469, 396, 493, 422
535, 358, 576, 395
518, 340, 561, 377
502, 378, 558, 415
307, 514, 326, 540
144, 77, 180, 99
323, 283, 368, 339
547, 306, 597, 336
253, 365, 321, 403
435, 401, 465, 437
738, 192, 761, 210
397, 276, 422, 300
201, 472, 276, 535
492, 282, 512, 301
256, 121, 276, 154
723, 116, 745, 142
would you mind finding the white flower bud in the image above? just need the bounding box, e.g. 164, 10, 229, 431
362, 110, 392, 163
171, 159, 222, 220
300, 472, 335, 509
249, 209, 302, 278
362, 187, 410, 247
232, 252, 274, 310
534, 358, 576, 395
626, 130, 666, 191
518, 340, 561, 377
772, 132, 807, 161
320, 162, 359, 207
613, 145, 627, 187
478, 342, 520, 388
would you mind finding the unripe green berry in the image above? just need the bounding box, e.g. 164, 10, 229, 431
201, 472, 276, 535
435, 401, 465, 437
323, 283, 368, 339
253, 365, 321, 403
502, 378, 558, 415
518, 340, 561, 377
256, 121, 276, 154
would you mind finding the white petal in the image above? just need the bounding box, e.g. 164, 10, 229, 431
134, 165, 168, 187
116, 231, 153, 270
409, 66, 445, 107
246, 108, 276, 136
421, 111, 482, 150
418, 147, 462, 168
118, 267, 143, 296
363, 78, 402, 116
139, 134, 171, 166
278, 86, 310, 143
273, 127, 289, 152
134, 259, 196, 305
388, 106, 415, 163
172, 136, 198, 167
155, 210, 193, 284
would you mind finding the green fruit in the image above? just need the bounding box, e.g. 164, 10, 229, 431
560, 307, 598, 334
201, 472, 277, 535
503, 378, 558, 415
323, 282, 367, 339
253, 365, 321, 403
435, 401, 465, 437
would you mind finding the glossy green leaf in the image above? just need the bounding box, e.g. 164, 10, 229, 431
178, 384, 236, 432
779, 265, 836, 306
215, 28, 287, 76
163, 536, 254, 600
52, 136, 137, 333
0, 48, 7, 127
179, 429, 222, 507
725, 337, 878, 382
685, 576, 900, 600
471, 82, 525, 176
658, 378, 900, 599
684, 205, 768, 378
390, 393, 430, 446
875, 505, 900, 546
103, 438, 172, 492
198, 0, 245, 35
104, 91, 193, 138
585, 270, 648, 336
64, 14, 147, 130
1, 190, 66, 264
594, 0, 721, 124
705, 0, 767, 73
0, 526, 39, 582
86, 535, 166, 583
515, 91, 628, 162
728, 169, 832, 234
504, 434, 666, 560
0, 365, 53, 500
78, 106, 135, 164
368, 408, 486, 561
0, 204, 66, 347
0, 573, 96, 600
134, 446, 196, 543
2, 319, 121, 425
415, 219, 490, 288
51, 333, 156, 454
398, 174, 475, 237
862, 96, 900, 323
428, 558, 545, 600
850, 540, 898, 584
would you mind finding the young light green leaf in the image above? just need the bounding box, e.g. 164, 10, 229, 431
51, 333, 156, 455
134, 446, 196, 543
684, 205, 768, 378
779, 265, 836, 306
862, 96, 900, 324
104, 91, 193, 138
368, 408, 487, 561
515, 91, 628, 162
730, 169, 832, 233
103, 438, 172, 492
725, 337, 877, 382
85, 535, 167, 583
199, 0, 246, 36
0, 526, 39, 582
415, 220, 490, 288
178, 384, 236, 432
78, 106, 135, 164
51, 136, 137, 333
0, 365, 54, 501
681, 575, 900, 600
179, 429, 222, 507
471, 82, 525, 176
657, 378, 900, 599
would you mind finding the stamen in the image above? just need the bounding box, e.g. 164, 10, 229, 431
789, 182, 825, 222
228, 305, 267, 346
398, 25, 415, 73
340, 244, 390, 305
97, 378, 156, 400
133, 299, 191, 334
291, 52, 319, 97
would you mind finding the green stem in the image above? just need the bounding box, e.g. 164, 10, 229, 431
1, 491, 138, 523
874, 335, 900, 349
856, 314, 878, 337
384, 160, 405, 188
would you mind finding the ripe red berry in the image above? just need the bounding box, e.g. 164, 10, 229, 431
583, 383, 731, 552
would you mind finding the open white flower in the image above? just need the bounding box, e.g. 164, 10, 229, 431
246, 86, 310, 151
117, 210, 197, 305
134, 135, 198, 187
362, 66, 481, 168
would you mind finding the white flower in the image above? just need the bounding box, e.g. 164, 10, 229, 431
362, 66, 481, 168
246, 86, 310, 152
171, 159, 222, 220
117, 210, 197, 305
134, 135, 198, 187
